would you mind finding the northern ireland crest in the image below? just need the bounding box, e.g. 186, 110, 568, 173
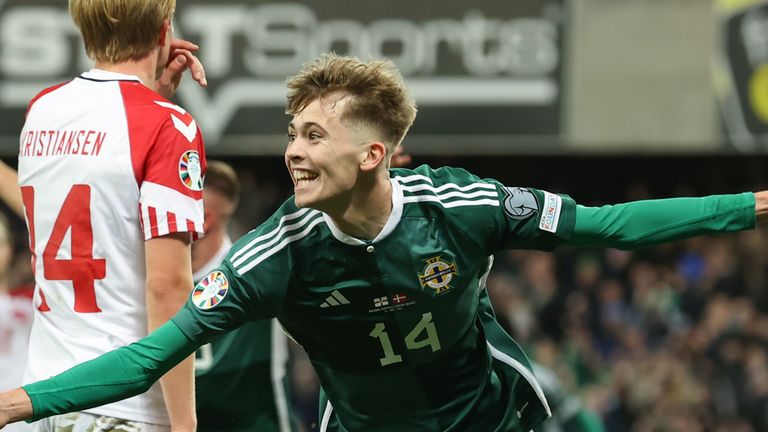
418, 256, 458, 295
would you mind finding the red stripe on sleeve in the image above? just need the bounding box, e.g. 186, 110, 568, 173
187, 218, 200, 241
148, 206, 159, 238
167, 212, 178, 232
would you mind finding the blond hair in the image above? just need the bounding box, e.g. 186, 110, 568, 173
286, 53, 417, 149
69, 0, 175, 64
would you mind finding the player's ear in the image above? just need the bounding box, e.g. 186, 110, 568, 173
360, 141, 387, 172
158, 19, 171, 47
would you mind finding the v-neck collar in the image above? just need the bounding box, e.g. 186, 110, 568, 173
322, 178, 403, 246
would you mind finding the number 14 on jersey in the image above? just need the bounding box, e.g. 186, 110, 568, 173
21, 184, 106, 313
369, 312, 442, 366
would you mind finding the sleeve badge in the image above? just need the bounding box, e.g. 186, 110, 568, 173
502, 187, 538, 220
192, 271, 229, 310
179, 150, 204, 191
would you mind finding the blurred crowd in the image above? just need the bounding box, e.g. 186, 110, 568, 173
4, 168, 768, 431
487, 230, 768, 432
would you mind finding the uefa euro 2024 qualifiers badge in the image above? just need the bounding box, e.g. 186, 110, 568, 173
179, 150, 203, 191
193, 271, 229, 310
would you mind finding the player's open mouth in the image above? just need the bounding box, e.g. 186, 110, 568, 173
293, 169, 319, 186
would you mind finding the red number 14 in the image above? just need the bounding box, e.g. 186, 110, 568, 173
21, 185, 106, 313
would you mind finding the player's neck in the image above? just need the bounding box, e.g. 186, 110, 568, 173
328, 175, 392, 240
94, 56, 158, 91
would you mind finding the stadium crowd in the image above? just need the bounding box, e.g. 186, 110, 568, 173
488, 229, 768, 432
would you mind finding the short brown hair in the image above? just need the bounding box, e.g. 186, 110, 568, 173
69, 0, 175, 64
205, 160, 240, 208
286, 53, 417, 148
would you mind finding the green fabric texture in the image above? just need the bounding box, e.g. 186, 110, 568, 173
23, 321, 197, 422
571, 193, 755, 249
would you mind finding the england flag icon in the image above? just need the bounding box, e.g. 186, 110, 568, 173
373, 296, 389, 308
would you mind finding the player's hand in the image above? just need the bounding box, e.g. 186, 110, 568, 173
155, 38, 207, 99
390, 145, 412, 168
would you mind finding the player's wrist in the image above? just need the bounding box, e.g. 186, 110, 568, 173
755, 190, 768, 224
169, 415, 196, 432
169, 421, 197, 432
0, 388, 33, 425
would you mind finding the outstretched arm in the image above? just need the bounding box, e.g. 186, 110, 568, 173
570, 192, 757, 249
0, 321, 197, 429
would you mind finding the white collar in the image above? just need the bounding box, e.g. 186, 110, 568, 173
322, 178, 403, 245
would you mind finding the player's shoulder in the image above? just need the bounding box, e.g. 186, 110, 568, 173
227, 196, 325, 265
119, 83, 196, 124
249, 196, 323, 236
391, 164, 496, 188
120, 83, 201, 161
25, 81, 73, 117
392, 164, 502, 215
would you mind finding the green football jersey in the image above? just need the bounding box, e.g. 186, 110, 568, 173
174, 165, 577, 432
193, 241, 295, 432
194, 320, 293, 432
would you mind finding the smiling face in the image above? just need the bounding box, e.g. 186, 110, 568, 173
285, 93, 369, 213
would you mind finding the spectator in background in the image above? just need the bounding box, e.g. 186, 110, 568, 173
0, 214, 32, 432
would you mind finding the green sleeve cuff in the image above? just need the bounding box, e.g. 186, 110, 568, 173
557, 194, 577, 241
571, 192, 755, 249
24, 321, 197, 421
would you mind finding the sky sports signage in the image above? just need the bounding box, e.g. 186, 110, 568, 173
0, 0, 566, 154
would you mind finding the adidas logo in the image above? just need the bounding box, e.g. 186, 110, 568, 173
320, 290, 351, 308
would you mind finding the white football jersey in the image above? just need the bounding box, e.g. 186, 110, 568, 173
18, 69, 205, 425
